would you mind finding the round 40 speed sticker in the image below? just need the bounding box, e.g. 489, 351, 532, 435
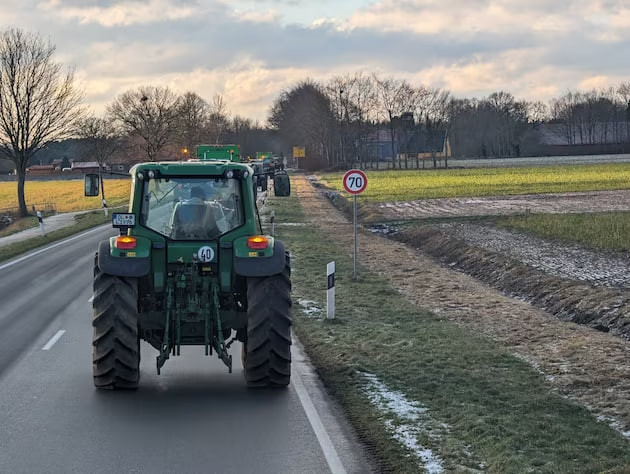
197, 246, 215, 262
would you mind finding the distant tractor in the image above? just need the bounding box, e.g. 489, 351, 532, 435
196, 144, 241, 162
85, 159, 292, 389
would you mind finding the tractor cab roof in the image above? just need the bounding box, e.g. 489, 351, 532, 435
130, 160, 253, 178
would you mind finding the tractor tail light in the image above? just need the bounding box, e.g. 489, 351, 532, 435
115, 236, 137, 250
247, 236, 268, 250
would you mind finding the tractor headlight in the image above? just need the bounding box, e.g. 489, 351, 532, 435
225, 170, 234, 179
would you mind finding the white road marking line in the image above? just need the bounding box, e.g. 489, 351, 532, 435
88, 296, 94, 303
42, 330, 66, 351
291, 366, 347, 474
0, 225, 108, 271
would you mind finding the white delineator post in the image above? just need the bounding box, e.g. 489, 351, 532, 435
327, 261, 335, 319
36, 210, 45, 236
270, 209, 275, 236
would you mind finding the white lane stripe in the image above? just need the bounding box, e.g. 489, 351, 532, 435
292, 367, 347, 474
42, 330, 66, 351
0, 225, 108, 271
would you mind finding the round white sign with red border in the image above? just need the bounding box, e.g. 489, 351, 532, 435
342, 169, 368, 195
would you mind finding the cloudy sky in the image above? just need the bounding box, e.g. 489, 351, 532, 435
2, 0, 630, 122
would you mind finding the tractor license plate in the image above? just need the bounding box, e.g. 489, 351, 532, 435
112, 213, 136, 227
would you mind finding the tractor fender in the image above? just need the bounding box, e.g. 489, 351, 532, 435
234, 240, 287, 277
97, 240, 151, 278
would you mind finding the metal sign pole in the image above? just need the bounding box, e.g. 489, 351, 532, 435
343, 169, 367, 282
353, 194, 357, 280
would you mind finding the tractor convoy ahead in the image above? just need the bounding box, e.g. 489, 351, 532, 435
85, 149, 292, 389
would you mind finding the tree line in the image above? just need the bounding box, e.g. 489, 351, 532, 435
269, 77, 630, 170
3, 27, 630, 215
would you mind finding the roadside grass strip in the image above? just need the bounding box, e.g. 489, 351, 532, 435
318, 163, 630, 202
0, 211, 110, 263
265, 180, 630, 473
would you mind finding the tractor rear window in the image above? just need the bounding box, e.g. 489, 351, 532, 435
141, 177, 244, 240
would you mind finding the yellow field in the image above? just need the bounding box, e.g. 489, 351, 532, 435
0, 179, 131, 212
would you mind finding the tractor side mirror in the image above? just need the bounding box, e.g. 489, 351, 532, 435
273, 173, 291, 197
84, 173, 100, 197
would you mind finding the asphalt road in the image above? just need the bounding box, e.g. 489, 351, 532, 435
0, 227, 371, 473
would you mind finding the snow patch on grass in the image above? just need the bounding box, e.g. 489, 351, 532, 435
297, 299, 322, 317
597, 415, 630, 440
512, 352, 556, 382
360, 372, 445, 474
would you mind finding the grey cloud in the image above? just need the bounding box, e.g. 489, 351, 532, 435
5, 0, 630, 116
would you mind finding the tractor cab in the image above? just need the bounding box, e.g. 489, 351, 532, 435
142, 176, 242, 241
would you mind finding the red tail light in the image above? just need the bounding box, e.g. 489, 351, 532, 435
115, 236, 137, 250
247, 236, 268, 250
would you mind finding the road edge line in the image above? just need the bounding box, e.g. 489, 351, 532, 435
291, 362, 347, 474
0, 225, 108, 271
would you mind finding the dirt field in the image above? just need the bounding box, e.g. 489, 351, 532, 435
377, 189, 630, 220
295, 175, 630, 439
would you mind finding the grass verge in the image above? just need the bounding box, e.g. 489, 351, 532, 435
497, 211, 630, 252
0, 211, 110, 263
265, 182, 630, 473
0, 211, 56, 237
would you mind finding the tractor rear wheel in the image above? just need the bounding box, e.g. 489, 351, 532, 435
244, 255, 291, 387
92, 257, 140, 389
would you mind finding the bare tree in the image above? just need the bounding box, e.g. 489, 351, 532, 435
0, 28, 84, 216
325, 73, 378, 167
108, 85, 181, 161
269, 80, 334, 168
373, 75, 416, 168
75, 115, 122, 214
526, 101, 549, 124
416, 87, 450, 168
208, 93, 229, 144
177, 91, 210, 158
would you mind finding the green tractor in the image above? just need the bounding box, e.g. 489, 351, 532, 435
85, 160, 292, 389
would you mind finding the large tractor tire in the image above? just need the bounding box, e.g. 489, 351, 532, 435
244, 255, 292, 387
92, 256, 140, 389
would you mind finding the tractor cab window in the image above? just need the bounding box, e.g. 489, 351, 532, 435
142, 177, 243, 240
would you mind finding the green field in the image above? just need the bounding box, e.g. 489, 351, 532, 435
319, 163, 630, 201
498, 211, 630, 252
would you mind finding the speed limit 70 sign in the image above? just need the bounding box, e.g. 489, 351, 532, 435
342, 169, 368, 195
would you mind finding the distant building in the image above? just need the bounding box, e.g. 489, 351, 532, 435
71, 161, 106, 174
26, 164, 56, 175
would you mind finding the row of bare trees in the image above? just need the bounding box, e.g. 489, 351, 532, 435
268, 74, 453, 169
550, 86, 630, 146
268, 75, 630, 169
